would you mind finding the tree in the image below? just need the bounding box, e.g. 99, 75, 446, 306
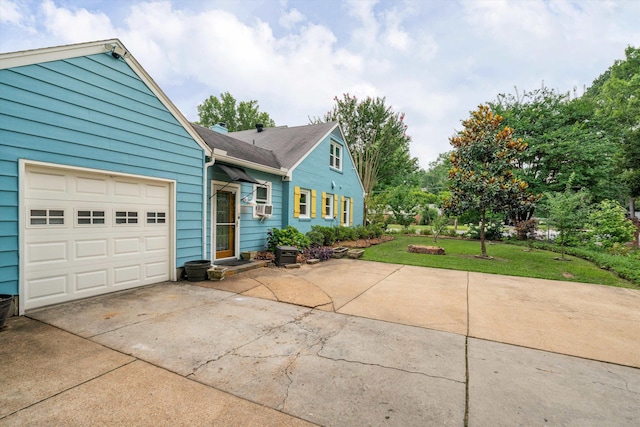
445, 105, 540, 257
489, 86, 621, 202
314, 94, 417, 215
196, 92, 275, 131
386, 187, 426, 232
544, 188, 591, 259
421, 151, 452, 193
586, 46, 640, 210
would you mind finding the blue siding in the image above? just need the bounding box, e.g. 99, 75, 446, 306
208, 166, 283, 258
286, 131, 365, 234
0, 52, 206, 294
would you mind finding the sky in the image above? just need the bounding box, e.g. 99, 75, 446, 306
1, 0, 639, 168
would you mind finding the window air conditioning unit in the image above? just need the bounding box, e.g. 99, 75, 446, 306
255, 204, 273, 216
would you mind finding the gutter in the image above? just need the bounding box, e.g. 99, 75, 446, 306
203, 156, 215, 259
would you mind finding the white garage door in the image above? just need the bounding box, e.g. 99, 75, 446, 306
22, 164, 172, 310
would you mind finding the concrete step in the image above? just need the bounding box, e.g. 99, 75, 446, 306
211, 260, 269, 278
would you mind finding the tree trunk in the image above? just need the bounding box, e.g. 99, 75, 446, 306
480, 209, 487, 257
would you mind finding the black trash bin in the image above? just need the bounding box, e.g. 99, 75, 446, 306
184, 260, 211, 282
275, 246, 298, 266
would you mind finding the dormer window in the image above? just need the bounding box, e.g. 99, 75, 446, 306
330, 141, 342, 171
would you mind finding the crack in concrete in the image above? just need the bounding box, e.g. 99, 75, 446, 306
315, 354, 465, 384
602, 362, 639, 395
188, 309, 315, 376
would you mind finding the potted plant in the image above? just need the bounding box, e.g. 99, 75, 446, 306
0, 294, 14, 329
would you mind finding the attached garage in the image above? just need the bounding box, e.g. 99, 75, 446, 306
1, 39, 212, 314
21, 162, 175, 310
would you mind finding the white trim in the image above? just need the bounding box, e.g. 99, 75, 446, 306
252, 181, 272, 219
299, 188, 311, 219
286, 123, 338, 178
211, 180, 241, 262
18, 159, 177, 314
330, 140, 343, 171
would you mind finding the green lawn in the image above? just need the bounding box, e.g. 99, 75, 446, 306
362, 235, 637, 289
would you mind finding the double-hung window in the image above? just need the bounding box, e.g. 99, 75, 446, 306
330, 141, 342, 171
253, 181, 272, 217
299, 189, 311, 218
342, 197, 350, 226
324, 193, 335, 219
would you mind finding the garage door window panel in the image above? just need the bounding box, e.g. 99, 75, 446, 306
76, 209, 106, 225
146, 211, 167, 224
29, 208, 65, 226
115, 210, 138, 224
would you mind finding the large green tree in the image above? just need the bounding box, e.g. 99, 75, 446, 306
585, 46, 640, 208
196, 91, 275, 131
445, 105, 540, 257
489, 86, 620, 202
314, 94, 418, 211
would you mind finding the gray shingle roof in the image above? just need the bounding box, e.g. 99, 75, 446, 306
229, 122, 339, 169
191, 123, 281, 169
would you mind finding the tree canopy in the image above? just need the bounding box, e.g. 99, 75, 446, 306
196, 91, 275, 132
445, 105, 540, 257
489, 86, 621, 202
585, 46, 640, 199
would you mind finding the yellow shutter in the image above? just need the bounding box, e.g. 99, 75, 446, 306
311, 190, 317, 218
294, 186, 300, 218
334, 194, 338, 218
349, 197, 354, 226
340, 196, 345, 225
322, 192, 327, 218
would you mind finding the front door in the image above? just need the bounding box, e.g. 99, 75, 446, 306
215, 190, 236, 259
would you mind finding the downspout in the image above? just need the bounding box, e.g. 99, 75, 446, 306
203, 156, 215, 259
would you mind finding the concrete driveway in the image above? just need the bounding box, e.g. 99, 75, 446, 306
2, 259, 639, 426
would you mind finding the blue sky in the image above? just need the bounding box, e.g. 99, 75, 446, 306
1, 0, 639, 167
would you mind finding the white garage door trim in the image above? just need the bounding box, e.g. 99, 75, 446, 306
18, 160, 177, 314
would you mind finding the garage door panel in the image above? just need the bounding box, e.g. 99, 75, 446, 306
75, 239, 108, 259
27, 241, 67, 264
75, 270, 108, 291
76, 176, 108, 195
114, 265, 141, 286
114, 237, 140, 255
23, 165, 172, 311
28, 275, 67, 300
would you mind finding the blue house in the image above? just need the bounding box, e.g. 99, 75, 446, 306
0, 39, 365, 313
192, 122, 365, 260
230, 123, 365, 234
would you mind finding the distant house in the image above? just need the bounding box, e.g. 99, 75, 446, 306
0, 39, 365, 313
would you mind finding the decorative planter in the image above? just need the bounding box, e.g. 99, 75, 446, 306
241, 251, 257, 260
332, 247, 348, 259
184, 260, 211, 282
0, 294, 14, 329
347, 249, 365, 259
208, 266, 228, 281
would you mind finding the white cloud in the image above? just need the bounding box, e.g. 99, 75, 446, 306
279, 7, 304, 29
0, 0, 22, 25
40, 0, 117, 42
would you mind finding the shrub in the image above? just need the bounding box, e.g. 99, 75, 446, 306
267, 226, 310, 252
303, 246, 334, 261
306, 228, 325, 247
586, 200, 636, 249
465, 221, 504, 240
